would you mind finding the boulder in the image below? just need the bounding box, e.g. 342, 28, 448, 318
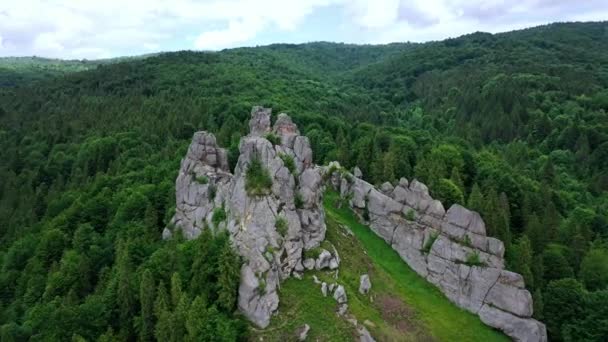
358, 325, 376, 342
333, 285, 347, 304
359, 274, 372, 294
353, 166, 363, 178
297, 324, 310, 341
315, 249, 332, 270
479, 304, 547, 342
249, 106, 272, 136
485, 282, 533, 317
303, 258, 315, 270
321, 282, 328, 297
380, 182, 394, 194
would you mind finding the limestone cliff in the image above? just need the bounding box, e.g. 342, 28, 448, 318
164, 107, 329, 327
330, 167, 547, 342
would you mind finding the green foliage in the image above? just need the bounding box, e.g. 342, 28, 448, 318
275, 216, 288, 236
245, 158, 273, 196
434, 178, 464, 208
464, 252, 485, 267
544, 278, 585, 340
279, 153, 297, 175
211, 206, 227, 228
207, 183, 217, 201
404, 209, 416, 221
579, 247, 608, 291
294, 192, 304, 209
194, 175, 209, 184
264, 133, 281, 146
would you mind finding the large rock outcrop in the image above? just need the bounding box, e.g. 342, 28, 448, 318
165, 107, 328, 328
331, 168, 547, 342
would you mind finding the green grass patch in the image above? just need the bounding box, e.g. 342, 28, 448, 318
322, 191, 508, 342
275, 216, 288, 236
194, 174, 209, 184
245, 158, 273, 196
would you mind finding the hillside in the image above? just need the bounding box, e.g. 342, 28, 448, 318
0, 22, 607, 341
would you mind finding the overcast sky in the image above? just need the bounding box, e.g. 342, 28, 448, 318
1, 0, 607, 59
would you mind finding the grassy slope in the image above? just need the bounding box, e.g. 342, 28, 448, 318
251, 192, 508, 341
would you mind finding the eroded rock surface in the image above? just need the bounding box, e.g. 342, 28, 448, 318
332, 168, 547, 342
165, 107, 326, 328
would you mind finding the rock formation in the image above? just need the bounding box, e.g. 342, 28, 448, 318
165, 105, 545, 341
164, 106, 330, 328
331, 167, 547, 342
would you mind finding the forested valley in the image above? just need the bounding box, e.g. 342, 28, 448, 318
0, 21, 607, 341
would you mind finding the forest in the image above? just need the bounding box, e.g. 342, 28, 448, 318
0, 21, 607, 341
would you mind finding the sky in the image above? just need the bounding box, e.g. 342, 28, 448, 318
0, 0, 607, 59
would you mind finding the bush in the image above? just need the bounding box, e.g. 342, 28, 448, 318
294, 192, 304, 209
464, 251, 485, 266
212, 206, 227, 228
433, 178, 464, 208
264, 133, 280, 146
245, 158, 273, 196
275, 216, 288, 236
208, 183, 217, 200
405, 209, 416, 221
279, 153, 297, 175
194, 175, 209, 184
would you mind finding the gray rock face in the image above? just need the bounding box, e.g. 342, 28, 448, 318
166, 107, 327, 328
479, 304, 547, 342
330, 169, 547, 342
359, 274, 371, 295
333, 285, 348, 304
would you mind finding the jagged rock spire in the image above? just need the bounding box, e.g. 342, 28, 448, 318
165, 106, 329, 328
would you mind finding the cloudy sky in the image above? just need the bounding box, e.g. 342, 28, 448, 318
1, 0, 607, 59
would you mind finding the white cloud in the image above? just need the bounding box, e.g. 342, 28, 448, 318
194, 17, 265, 50
0, 0, 606, 58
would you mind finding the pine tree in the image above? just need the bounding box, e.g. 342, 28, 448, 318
509, 236, 534, 289
170, 273, 183, 309
382, 152, 396, 183
154, 281, 172, 342
450, 167, 464, 192
217, 240, 240, 312
467, 183, 484, 213
139, 269, 155, 342
170, 294, 189, 341
525, 213, 546, 254
116, 242, 135, 333
185, 296, 210, 342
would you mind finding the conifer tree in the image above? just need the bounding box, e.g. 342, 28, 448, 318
139, 269, 155, 342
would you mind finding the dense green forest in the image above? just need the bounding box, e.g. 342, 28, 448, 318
1, 21, 607, 341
